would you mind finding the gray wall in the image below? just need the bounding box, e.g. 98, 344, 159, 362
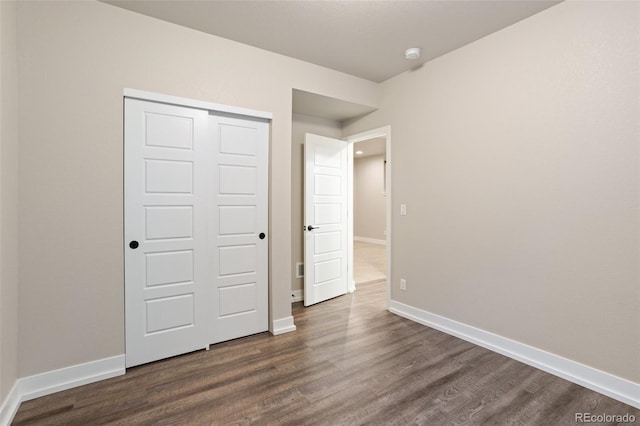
344, 0, 640, 383
291, 114, 342, 294
0, 0, 19, 403
354, 155, 386, 241
15, 0, 378, 378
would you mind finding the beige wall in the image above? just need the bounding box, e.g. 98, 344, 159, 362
16, 1, 379, 377
291, 114, 342, 293
354, 155, 386, 241
344, 1, 640, 383
9, 0, 639, 400
0, 0, 19, 402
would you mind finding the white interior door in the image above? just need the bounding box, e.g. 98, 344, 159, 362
124, 99, 210, 367
210, 114, 269, 343
304, 133, 349, 306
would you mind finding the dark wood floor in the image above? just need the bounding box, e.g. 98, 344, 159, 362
14, 279, 639, 425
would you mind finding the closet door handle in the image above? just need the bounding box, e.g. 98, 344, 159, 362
307, 225, 320, 231
259, 233, 266, 240
129, 241, 139, 249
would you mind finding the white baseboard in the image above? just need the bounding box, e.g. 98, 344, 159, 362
0, 382, 21, 426
19, 355, 126, 402
389, 300, 640, 410
354, 236, 386, 245
0, 355, 125, 425
272, 316, 296, 335
291, 289, 303, 303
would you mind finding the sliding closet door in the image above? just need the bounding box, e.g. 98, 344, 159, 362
209, 114, 269, 343
124, 99, 211, 368
125, 95, 269, 368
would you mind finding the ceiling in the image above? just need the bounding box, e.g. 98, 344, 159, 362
103, 0, 562, 83
354, 137, 386, 159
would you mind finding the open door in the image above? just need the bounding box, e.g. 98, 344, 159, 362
304, 133, 349, 306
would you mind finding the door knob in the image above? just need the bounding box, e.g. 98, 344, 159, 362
129, 241, 139, 249
259, 233, 266, 240
307, 225, 320, 231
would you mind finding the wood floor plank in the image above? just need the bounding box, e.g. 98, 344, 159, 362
12, 279, 640, 425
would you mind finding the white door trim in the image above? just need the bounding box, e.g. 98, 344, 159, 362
123, 89, 272, 120
344, 126, 392, 309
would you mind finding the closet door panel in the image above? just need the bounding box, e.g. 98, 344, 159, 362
124, 99, 211, 368
210, 115, 269, 344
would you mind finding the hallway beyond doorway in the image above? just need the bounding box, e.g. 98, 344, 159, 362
354, 241, 386, 284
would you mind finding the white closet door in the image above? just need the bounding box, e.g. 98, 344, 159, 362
209, 114, 269, 343
124, 99, 211, 368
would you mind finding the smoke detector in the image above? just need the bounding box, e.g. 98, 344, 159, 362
405, 47, 421, 60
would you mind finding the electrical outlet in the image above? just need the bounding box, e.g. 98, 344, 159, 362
400, 278, 407, 291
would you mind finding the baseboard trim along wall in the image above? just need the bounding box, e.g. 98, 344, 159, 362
389, 300, 640, 410
272, 316, 297, 335
0, 382, 21, 426
354, 236, 386, 245
0, 355, 125, 425
1, 316, 299, 424
291, 289, 303, 303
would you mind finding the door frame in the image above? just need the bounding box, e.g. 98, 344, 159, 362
344, 125, 391, 309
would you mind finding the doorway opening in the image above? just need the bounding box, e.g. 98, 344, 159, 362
291, 87, 390, 309
346, 126, 391, 308
352, 138, 387, 286
298, 126, 391, 309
